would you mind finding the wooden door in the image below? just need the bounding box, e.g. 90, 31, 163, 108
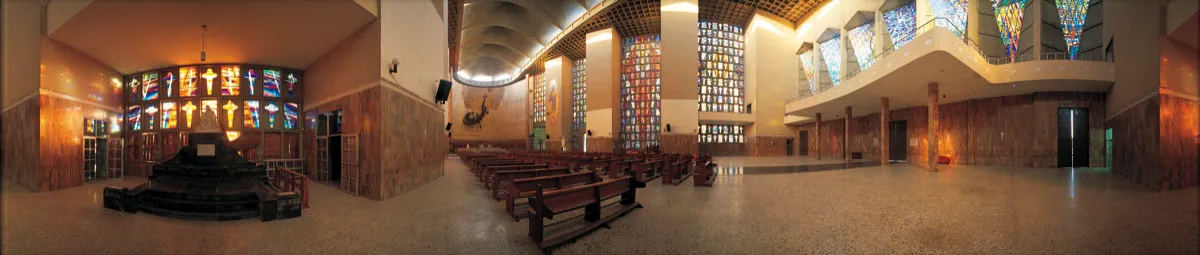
340, 134, 360, 196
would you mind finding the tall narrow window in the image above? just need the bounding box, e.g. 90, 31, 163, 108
571, 59, 587, 151
847, 22, 876, 70
532, 73, 547, 124
819, 34, 844, 86
699, 124, 744, 144
221, 66, 240, 96
263, 69, 282, 97
1055, 0, 1088, 59
620, 35, 662, 149
799, 50, 818, 94
142, 73, 159, 101
930, 0, 969, 38
884, 2, 918, 48
179, 67, 198, 97
161, 101, 177, 129
244, 100, 261, 128
697, 21, 745, 113
993, 0, 1029, 61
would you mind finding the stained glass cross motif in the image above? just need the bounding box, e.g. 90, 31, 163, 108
181, 101, 197, 128
163, 72, 175, 98
697, 21, 745, 113
221, 66, 240, 96
180, 67, 198, 97
144, 105, 158, 129
264, 103, 280, 128
286, 73, 298, 97
245, 69, 258, 95
244, 101, 260, 128
201, 68, 218, 95
620, 34, 661, 149
222, 101, 239, 128
263, 70, 281, 97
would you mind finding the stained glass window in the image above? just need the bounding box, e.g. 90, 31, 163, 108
162, 72, 175, 98
265, 102, 280, 128
263, 69, 282, 97
531, 73, 547, 124
847, 23, 876, 70
179, 67, 198, 97
698, 124, 744, 144
127, 105, 142, 131
201, 100, 219, 124
285, 103, 299, 129
1056, 0, 1088, 59
161, 101, 177, 129
820, 35, 843, 86
799, 50, 818, 94
930, 0, 969, 38
144, 105, 158, 130
245, 69, 258, 96
142, 73, 159, 101
221, 100, 239, 128
286, 73, 299, 98
697, 21, 745, 113
244, 100, 260, 128
220, 66, 240, 96
181, 101, 197, 128
884, 2, 918, 48
571, 59, 587, 151
993, 0, 1028, 61
620, 35, 662, 149
128, 78, 141, 102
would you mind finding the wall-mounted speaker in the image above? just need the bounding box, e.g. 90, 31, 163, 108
545, 135, 550, 139
445, 123, 452, 131
747, 103, 753, 113
586, 130, 592, 136
447, 132, 452, 138
665, 124, 672, 132
434, 79, 452, 104
529, 133, 534, 138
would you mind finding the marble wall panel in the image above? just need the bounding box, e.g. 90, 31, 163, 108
1158, 93, 1199, 190
661, 134, 698, 154
748, 136, 791, 156
2, 98, 39, 190
450, 139, 527, 151
305, 86, 382, 199
700, 142, 746, 156
380, 86, 448, 200
1109, 96, 1161, 188
585, 137, 614, 153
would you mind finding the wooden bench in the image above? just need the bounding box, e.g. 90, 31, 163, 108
694, 161, 716, 187
470, 158, 523, 172
527, 176, 644, 249
631, 160, 663, 182
606, 159, 641, 179
481, 164, 549, 184
662, 155, 693, 185
490, 167, 570, 199
473, 161, 531, 178
504, 171, 598, 220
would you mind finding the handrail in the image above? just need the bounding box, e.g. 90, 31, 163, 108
797, 17, 1112, 101
269, 167, 310, 208
454, 0, 617, 87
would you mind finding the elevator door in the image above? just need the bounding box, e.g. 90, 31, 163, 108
889, 121, 908, 161
1057, 108, 1090, 167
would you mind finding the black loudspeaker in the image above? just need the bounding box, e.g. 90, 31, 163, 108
666, 124, 672, 132
445, 123, 452, 131
447, 132, 452, 138
545, 135, 550, 139
746, 103, 753, 113
434, 79, 452, 103
586, 130, 592, 136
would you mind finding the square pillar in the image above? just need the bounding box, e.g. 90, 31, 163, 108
543, 56, 573, 152
881, 97, 890, 165
815, 113, 822, 160
584, 28, 621, 152
845, 107, 852, 162
928, 82, 939, 171
659, 0, 700, 154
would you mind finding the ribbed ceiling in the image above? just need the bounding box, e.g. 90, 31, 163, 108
458, 0, 599, 80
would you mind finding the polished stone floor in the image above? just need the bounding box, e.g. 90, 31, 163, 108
3, 156, 1197, 254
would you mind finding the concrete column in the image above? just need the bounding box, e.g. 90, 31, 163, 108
875, 10, 889, 52
881, 97, 890, 165
845, 106, 852, 162
967, 0, 981, 44
1029, 0, 1043, 57
584, 28, 621, 153
659, 0, 700, 154
928, 82, 939, 171
543, 56, 573, 151
815, 113, 822, 160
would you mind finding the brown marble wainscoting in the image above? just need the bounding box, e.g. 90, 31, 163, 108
545, 139, 567, 152
848, 113, 882, 161
1109, 95, 1162, 189
889, 107, 930, 167
1158, 93, 1198, 190
661, 133, 698, 154
747, 136, 790, 156
818, 119, 846, 160
2, 97, 40, 191
585, 136, 613, 153
450, 139, 527, 151
700, 142, 745, 156
380, 86, 448, 200
305, 85, 382, 199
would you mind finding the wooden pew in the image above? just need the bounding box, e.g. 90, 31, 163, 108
481, 164, 549, 184
490, 167, 571, 199
504, 171, 598, 220
693, 156, 716, 187
661, 154, 693, 185
631, 160, 663, 182
527, 176, 645, 249
472, 160, 529, 178
606, 159, 640, 179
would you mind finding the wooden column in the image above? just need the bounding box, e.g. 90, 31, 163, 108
815, 113, 822, 160
928, 83, 939, 171
845, 107, 852, 162
881, 97, 890, 165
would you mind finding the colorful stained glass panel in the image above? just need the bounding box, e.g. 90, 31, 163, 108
697, 21, 745, 113
820, 35, 843, 86
848, 23, 876, 70
884, 2, 918, 48
263, 69, 281, 97
620, 35, 662, 149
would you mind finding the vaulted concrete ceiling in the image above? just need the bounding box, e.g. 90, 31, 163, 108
49, 0, 376, 74
458, 0, 599, 80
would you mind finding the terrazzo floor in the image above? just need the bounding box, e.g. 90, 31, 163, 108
3, 156, 1198, 254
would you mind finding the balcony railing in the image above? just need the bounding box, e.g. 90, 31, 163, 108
797, 17, 1112, 101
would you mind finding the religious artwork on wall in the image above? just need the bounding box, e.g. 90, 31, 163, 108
848, 22, 876, 70
162, 72, 175, 98
698, 21, 745, 113
143, 72, 159, 101
144, 105, 159, 129
1055, 0, 1088, 59
201, 68, 218, 95
221, 66, 240, 96
286, 73, 298, 98
884, 2, 918, 48
285, 103, 299, 129
546, 79, 561, 124
180, 67, 198, 97
263, 69, 282, 97
162, 101, 177, 129
571, 59, 587, 151
264, 102, 280, 128
799, 50, 818, 94
993, 0, 1028, 61
244, 100, 260, 128
930, 0, 969, 38
463, 88, 505, 128
128, 78, 141, 102
820, 34, 843, 86
532, 73, 546, 124
127, 105, 142, 131
182, 101, 197, 128
222, 100, 239, 128
620, 34, 662, 149
245, 69, 258, 96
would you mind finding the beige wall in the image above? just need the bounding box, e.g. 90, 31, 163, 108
542, 56, 574, 140
449, 79, 529, 141
39, 37, 122, 108
304, 20, 381, 108
584, 28, 620, 138
746, 14, 799, 137
1161, 38, 1199, 97
1104, 0, 1165, 118
3, 0, 43, 109
380, 0, 447, 103
660, 0, 700, 135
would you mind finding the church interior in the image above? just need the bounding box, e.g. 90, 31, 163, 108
1, 0, 1198, 253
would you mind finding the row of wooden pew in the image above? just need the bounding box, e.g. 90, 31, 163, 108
455, 150, 719, 250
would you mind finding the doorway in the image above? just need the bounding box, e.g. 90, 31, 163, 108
83, 118, 111, 182
1057, 108, 1090, 168
797, 131, 810, 156
889, 120, 908, 162
786, 138, 794, 156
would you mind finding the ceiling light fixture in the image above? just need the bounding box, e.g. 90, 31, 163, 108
200, 25, 208, 62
